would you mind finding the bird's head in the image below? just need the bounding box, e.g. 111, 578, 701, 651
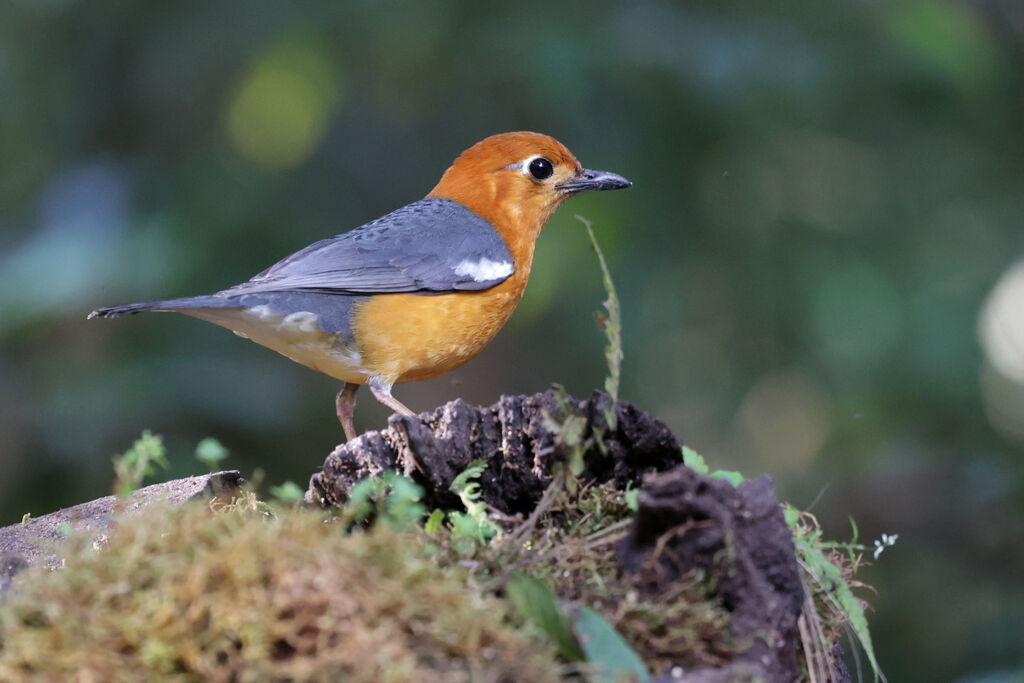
428, 132, 630, 251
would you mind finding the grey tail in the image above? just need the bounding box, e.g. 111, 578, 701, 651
87, 295, 226, 319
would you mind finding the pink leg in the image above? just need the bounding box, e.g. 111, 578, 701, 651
368, 377, 415, 417
336, 382, 360, 441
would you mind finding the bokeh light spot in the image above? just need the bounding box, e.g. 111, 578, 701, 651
225, 37, 342, 169
735, 370, 831, 473
980, 364, 1024, 442
979, 259, 1024, 384
978, 259, 1024, 440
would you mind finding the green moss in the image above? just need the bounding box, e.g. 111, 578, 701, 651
0, 495, 561, 682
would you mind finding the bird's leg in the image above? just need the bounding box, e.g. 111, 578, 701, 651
368, 377, 416, 417
336, 382, 360, 441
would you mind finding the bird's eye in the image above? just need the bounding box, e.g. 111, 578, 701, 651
528, 157, 554, 180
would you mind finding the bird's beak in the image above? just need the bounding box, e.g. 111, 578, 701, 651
556, 168, 632, 195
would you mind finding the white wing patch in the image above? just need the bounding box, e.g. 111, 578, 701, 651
453, 257, 514, 282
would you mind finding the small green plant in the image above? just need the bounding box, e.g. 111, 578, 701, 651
542, 385, 590, 492
341, 471, 426, 529
268, 480, 305, 503
787, 507, 887, 682
423, 460, 504, 553
544, 217, 631, 483
446, 458, 502, 544
194, 437, 230, 470
579, 215, 622, 430
112, 430, 169, 496
681, 446, 745, 487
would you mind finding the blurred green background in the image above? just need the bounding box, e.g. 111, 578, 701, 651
2, 1, 1023, 680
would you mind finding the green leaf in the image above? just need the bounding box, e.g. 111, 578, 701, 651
112, 430, 169, 496
541, 393, 589, 484
573, 606, 651, 682
448, 511, 485, 544
387, 476, 426, 523
561, 414, 587, 449
782, 504, 800, 530
424, 509, 445, 536
269, 481, 304, 502
450, 459, 501, 541
342, 473, 425, 528
343, 476, 380, 521
195, 437, 229, 467
624, 487, 639, 512
451, 458, 488, 493
710, 469, 744, 487
681, 446, 709, 475
798, 538, 882, 680
506, 571, 583, 661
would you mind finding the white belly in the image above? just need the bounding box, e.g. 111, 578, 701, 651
184, 306, 370, 384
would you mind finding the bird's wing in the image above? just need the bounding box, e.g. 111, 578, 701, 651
220, 198, 514, 296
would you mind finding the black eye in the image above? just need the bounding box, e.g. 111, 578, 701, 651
528, 157, 554, 180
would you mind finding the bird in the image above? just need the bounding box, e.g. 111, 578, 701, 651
89, 132, 631, 441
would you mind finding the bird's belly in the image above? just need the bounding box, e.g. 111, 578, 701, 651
185, 307, 370, 384
352, 285, 524, 384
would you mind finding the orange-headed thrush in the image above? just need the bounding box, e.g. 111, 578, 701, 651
89, 132, 632, 440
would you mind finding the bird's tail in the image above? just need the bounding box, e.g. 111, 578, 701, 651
88, 295, 226, 319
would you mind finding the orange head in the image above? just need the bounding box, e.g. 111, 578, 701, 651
427, 132, 630, 259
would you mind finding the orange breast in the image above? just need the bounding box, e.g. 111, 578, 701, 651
351, 269, 530, 384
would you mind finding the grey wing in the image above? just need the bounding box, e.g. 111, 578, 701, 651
220, 198, 514, 297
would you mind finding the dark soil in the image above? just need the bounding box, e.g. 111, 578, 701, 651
307, 389, 817, 683
619, 468, 805, 682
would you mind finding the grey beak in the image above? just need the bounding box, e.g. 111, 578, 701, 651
556, 168, 632, 195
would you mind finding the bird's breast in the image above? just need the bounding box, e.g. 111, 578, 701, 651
351, 272, 530, 384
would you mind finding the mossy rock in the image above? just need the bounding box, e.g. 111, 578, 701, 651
0, 497, 561, 682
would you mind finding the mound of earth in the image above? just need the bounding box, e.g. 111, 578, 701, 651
308, 389, 833, 682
